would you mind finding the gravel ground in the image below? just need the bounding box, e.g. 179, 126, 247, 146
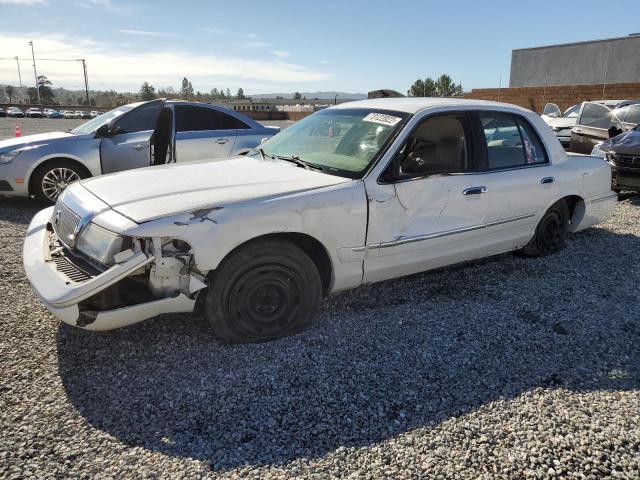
0, 191, 639, 479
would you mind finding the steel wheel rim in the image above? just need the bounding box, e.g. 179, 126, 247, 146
228, 263, 302, 339
41, 168, 80, 202
538, 209, 564, 254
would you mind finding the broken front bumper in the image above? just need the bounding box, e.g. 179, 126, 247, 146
23, 207, 196, 331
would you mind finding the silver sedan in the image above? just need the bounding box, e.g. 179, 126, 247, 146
0, 100, 280, 202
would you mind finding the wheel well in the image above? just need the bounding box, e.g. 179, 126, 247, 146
560, 195, 585, 228
227, 233, 333, 296
29, 158, 92, 195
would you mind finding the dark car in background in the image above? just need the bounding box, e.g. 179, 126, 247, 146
591, 124, 640, 193
569, 100, 640, 153
0, 107, 6, 118
7, 107, 25, 118
25, 108, 43, 118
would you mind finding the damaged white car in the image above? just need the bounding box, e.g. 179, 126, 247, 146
24, 98, 617, 343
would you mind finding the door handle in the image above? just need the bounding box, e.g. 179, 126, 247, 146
540, 177, 555, 184
132, 144, 145, 150
216, 138, 229, 144
573, 128, 582, 134
462, 186, 487, 195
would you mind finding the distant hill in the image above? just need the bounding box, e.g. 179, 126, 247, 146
250, 91, 367, 100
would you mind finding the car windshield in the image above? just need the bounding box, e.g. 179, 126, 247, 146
562, 104, 581, 118
253, 108, 409, 178
71, 103, 138, 135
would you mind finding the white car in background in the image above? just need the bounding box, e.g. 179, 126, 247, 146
541, 103, 581, 148
23, 98, 616, 343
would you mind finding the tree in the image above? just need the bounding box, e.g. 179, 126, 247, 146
293, 91, 302, 100
5, 85, 15, 103
236, 88, 245, 99
139, 82, 156, 101
452, 83, 464, 97
180, 77, 194, 99
36, 75, 55, 104
407, 77, 436, 97
27, 87, 38, 103
435, 74, 456, 97
218, 88, 226, 99
226, 88, 231, 98
210, 88, 219, 98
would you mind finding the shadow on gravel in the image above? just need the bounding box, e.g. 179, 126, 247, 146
56, 220, 640, 471
0, 197, 43, 224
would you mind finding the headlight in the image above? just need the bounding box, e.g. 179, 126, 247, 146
75, 222, 128, 266
0, 150, 22, 164
591, 142, 607, 159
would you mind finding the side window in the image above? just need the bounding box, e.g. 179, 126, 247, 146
613, 106, 630, 123
114, 103, 160, 133
563, 103, 581, 118
479, 112, 548, 169
394, 114, 469, 179
579, 103, 611, 129
219, 112, 250, 129
175, 106, 221, 132
624, 105, 640, 125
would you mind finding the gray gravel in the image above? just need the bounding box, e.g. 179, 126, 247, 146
1, 197, 639, 478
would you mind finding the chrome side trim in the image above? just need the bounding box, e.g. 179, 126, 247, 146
368, 213, 537, 250
589, 193, 617, 204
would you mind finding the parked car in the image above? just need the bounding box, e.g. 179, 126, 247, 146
46, 109, 64, 119
0, 107, 6, 118
25, 107, 44, 118
541, 103, 582, 148
22, 98, 616, 342
591, 123, 640, 192
90, 110, 101, 118
7, 107, 25, 118
78, 111, 92, 119
62, 110, 75, 119
569, 100, 640, 153
0, 99, 280, 202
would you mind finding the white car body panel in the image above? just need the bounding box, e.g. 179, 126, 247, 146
23, 98, 616, 331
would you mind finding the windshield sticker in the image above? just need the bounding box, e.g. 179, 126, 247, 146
362, 113, 402, 126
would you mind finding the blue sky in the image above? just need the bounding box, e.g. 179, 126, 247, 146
1, 0, 639, 95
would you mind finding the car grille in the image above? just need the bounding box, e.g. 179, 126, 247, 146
52, 201, 82, 247
610, 154, 640, 169
51, 253, 94, 283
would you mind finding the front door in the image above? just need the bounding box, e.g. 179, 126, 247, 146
100, 100, 164, 174
571, 102, 611, 154
174, 105, 237, 162
363, 112, 493, 283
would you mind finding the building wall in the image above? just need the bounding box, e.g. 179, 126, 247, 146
463, 82, 640, 114
510, 36, 640, 87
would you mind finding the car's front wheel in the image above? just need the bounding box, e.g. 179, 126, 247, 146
31, 160, 89, 204
520, 199, 570, 257
205, 238, 322, 343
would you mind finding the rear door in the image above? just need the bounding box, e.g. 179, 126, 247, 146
621, 104, 640, 130
99, 100, 164, 174
174, 105, 237, 162
570, 102, 611, 153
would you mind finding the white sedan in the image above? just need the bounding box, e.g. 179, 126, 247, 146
23, 98, 616, 343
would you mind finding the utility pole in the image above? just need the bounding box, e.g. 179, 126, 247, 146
81, 59, 90, 106
28, 40, 41, 104
14, 56, 22, 87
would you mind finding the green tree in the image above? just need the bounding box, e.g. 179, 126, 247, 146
452, 83, 464, 97
180, 77, 194, 99
36, 75, 55, 104
27, 87, 38, 103
435, 74, 456, 97
236, 88, 245, 99
5, 85, 15, 103
139, 82, 156, 101
210, 88, 219, 98
408, 77, 436, 97
226, 88, 231, 98
293, 91, 302, 100
218, 87, 226, 99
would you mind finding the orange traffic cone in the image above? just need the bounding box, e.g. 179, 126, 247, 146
15, 123, 21, 138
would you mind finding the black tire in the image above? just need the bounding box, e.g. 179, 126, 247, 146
31, 159, 89, 204
521, 200, 570, 257
205, 238, 322, 343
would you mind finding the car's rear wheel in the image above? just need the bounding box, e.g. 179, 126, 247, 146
521, 199, 570, 257
31, 160, 88, 204
205, 238, 322, 343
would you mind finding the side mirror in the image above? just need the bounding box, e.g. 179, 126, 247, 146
608, 125, 622, 139
95, 123, 110, 138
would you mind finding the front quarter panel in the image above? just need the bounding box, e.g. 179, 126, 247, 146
122, 180, 368, 292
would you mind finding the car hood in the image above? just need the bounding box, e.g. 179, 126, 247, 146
544, 117, 576, 129
599, 129, 640, 156
0, 131, 73, 151
79, 157, 353, 223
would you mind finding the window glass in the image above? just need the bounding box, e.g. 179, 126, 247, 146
396, 114, 468, 177
515, 117, 548, 165
114, 103, 161, 133
220, 112, 250, 129
579, 103, 611, 129
624, 105, 640, 125
175, 106, 220, 132
563, 103, 581, 118
480, 112, 526, 169
613, 106, 630, 123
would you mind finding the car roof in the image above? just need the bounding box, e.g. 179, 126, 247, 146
330, 97, 531, 114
